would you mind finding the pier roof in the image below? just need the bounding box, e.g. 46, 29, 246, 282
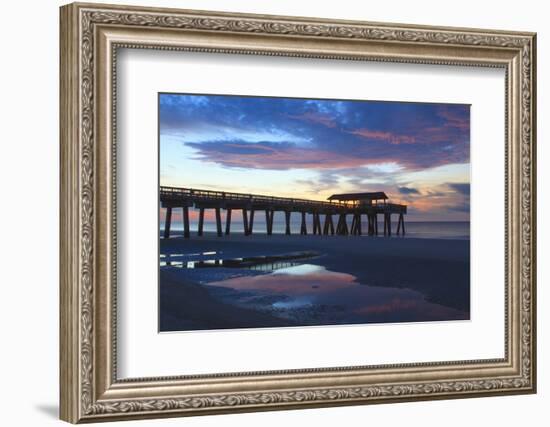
327, 192, 388, 202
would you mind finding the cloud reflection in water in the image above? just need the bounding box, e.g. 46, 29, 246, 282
205, 264, 467, 325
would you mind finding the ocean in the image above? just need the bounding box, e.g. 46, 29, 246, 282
160, 218, 469, 240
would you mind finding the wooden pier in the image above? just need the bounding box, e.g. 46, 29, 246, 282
160, 187, 407, 238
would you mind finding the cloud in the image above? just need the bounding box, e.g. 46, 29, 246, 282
184, 140, 388, 170
436, 105, 470, 131
447, 182, 470, 196
182, 135, 469, 172
349, 128, 416, 145
287, 112, 337, 128
160, 94, 471, 187
398, 187, 420, 195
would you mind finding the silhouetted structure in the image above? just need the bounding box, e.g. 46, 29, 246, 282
160, 187, 406, 238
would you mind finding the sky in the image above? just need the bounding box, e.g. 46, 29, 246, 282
159, 93, 470, 221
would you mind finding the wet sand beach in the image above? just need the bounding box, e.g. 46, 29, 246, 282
160, 233, 470, 332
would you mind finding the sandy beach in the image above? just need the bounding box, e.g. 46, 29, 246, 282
160, 233, 470, 331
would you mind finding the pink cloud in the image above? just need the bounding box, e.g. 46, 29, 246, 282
193, 146, 405, 170
437, 106, 470, 131
349, 128, 416, 145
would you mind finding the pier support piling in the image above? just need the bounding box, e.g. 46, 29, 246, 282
215, 208, 222, 237
198, 208, 205, 236
300, 211, 308, 235
397, 213, 405, 235
225, 209, 232, 235
265, 210, 274, 235
183, 206, 190, 238
313, 213, 322, 235
336, 213, 349, 235
367, 214, 375, 236
163, 207, 172, 239
242, 209, 249, 236
249, 209, 255, 235
350, 213, 362, 236
323, 214, 334, 235
164, 208, 172, 239
383, 213, 392, 236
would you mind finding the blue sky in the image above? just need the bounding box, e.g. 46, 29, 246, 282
159, 93, 470, 221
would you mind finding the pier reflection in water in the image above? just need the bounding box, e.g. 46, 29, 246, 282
160, 251, 319, 271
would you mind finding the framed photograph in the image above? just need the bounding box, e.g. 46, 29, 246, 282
60, 2, 536, 423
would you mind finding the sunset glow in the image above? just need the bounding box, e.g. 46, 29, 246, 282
160, 93, 470, 221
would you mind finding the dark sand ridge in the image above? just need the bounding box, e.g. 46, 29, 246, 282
159, 233, 470, 331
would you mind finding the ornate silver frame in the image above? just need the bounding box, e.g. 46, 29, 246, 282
60, 2, 536, 423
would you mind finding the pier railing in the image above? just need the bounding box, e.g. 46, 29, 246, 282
160, 186, 406, 213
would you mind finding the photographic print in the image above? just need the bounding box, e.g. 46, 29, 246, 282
159, 93, 471, 332
60, 5, 536, 419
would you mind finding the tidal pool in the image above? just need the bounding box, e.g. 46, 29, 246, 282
203, 263, 468, 326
